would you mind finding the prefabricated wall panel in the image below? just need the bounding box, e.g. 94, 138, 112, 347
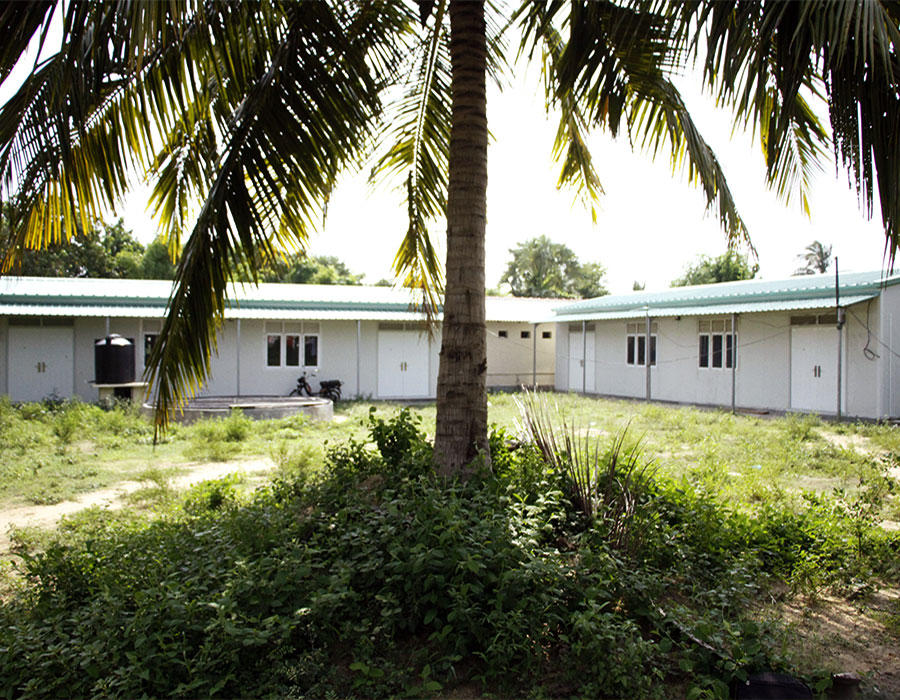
0, 316, 454, 403
0, 317, 7, 398
486, 322, 555, 389
554, 304, 897, 419
875, 286, 900, 417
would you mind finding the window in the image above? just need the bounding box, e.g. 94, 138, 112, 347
790, 313, 837, 326
498, 330, 508, 338
699, 319, 736, 369
265, 322, 319, 368
520, 330, 531, 339
143, 333, 158, 367
304, 334, 319, 366
626, 322, 657, 366
142, 320, 162, 368
542, 331, 552, 339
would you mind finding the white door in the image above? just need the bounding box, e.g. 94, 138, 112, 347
791, 326, 840, 413
8, 325, 75, 401
377, 330, 430, 398
568, 328, 595, 392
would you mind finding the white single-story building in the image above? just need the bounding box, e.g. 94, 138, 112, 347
550, 270, 900, 419
0, 277, 559, 403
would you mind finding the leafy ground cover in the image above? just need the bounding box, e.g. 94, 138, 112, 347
0, 395, 898, 698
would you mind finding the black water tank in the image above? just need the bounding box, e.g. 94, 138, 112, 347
95, 334, 135, 384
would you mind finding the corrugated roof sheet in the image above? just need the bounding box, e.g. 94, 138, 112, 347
553, 270, 900, 317
0, 276, 559, 322
546, 294, 880, 323
1, 273, 892, 323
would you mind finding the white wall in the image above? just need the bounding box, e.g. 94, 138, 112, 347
486, 322, 555, 388
557, 311, 805, 414
842, 299, 880, 418
0, 317, 7, 397
865, 288, 900, 418
555, 327, 568, 391
227, 319, 362, 397
887, 287, 900, 417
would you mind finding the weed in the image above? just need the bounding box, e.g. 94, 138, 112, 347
183, 410, 251, 462
783, 413, 822, 442
516, 391, 655, 554
183, 474, 244, 514
126, 466, 179, 505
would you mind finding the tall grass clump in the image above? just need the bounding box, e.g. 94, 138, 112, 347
515, 391, 656, 555
183, 409, 252, 462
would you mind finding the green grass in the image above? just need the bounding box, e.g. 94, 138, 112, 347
1, 394, 897, 519
488, 394, 897, 510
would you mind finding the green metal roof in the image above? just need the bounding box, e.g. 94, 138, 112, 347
548, 294, 880, 323
0, 276, 558, 322
550, 270, 900, 320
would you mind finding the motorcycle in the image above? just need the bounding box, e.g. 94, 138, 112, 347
289, 371, 342, 402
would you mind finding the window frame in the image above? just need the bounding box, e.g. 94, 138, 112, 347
625, 322, 657, 367
698, 319, 737, 370
265, 322, 320, 369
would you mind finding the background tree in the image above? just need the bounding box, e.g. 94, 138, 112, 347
4, 212, 146, 279
140, 237, 178, 280
500, 235, 608, 298
236, 252, 364, 285
633, 281, 645, 291
671, 251, 759, 287
794, 240, 832, 275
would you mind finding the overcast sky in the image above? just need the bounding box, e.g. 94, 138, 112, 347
300, 58, 891, 293
4, 16, 892, 294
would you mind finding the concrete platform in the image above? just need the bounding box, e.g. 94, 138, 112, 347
145, 395, 333, 423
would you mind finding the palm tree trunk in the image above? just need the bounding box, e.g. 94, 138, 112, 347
434, 0, 489, 477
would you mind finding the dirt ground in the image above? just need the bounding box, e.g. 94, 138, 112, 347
1, 457, 898, 698
0, 457, 277, 552
765, 588, 900, 699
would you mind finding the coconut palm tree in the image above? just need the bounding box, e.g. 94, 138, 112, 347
1, 1, 898, 474
795, 240, 833, 275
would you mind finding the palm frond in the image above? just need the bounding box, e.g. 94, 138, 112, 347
0, 1, 56, 84
539, 25, 604, 222
0, 1, 222, 267
521, 0, 749, 244
370, 0, 450, 325
672, 0, 900, 263
146, 2, 406, 431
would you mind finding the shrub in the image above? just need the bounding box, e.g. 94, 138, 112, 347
183, 474, 244, 514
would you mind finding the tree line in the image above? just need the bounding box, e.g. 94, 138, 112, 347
2, 206, 369, 285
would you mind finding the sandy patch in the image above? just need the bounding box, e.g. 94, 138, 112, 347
819, 432, 875, 455
775, 588, 900, 698
1, 458, 276, 553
